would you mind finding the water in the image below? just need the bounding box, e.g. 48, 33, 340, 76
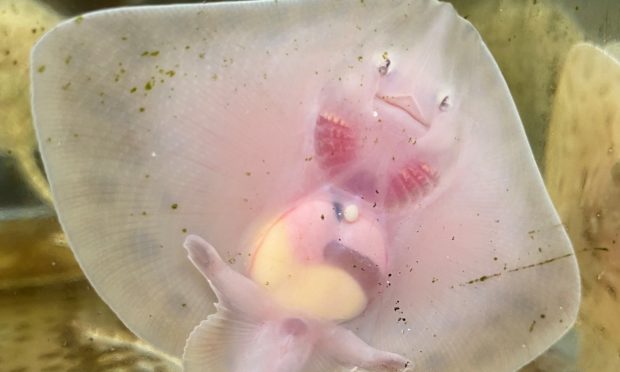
0, 0, 619, 370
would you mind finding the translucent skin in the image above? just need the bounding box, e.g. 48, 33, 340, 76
183, 54, 461, 371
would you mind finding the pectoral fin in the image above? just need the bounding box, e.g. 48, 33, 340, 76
318, 326, 412, 372
183, 308, 347, 372
183, 235, 318, 372
183, 234, 411, 372
182, 308, 258, 372
184, 234, 276, 320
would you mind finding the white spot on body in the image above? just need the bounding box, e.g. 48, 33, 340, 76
344, 204, 359, 223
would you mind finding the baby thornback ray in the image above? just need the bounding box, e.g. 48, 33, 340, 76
31, 0, 579, 371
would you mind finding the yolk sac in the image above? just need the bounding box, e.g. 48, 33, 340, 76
248, 194, 387, 321
323, 240, 382, 293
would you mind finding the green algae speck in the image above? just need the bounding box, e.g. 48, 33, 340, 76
140, 50, 159, 57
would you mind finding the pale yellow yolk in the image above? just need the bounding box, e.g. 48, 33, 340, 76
250, 219, 367, 321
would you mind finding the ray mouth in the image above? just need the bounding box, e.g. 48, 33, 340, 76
374, 94, 430, 132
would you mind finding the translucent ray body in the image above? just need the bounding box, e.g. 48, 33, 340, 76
31, 0, 580, 371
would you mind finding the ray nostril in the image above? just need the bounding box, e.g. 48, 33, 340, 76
439, 95, 451, 112
378, 58, 391, 76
